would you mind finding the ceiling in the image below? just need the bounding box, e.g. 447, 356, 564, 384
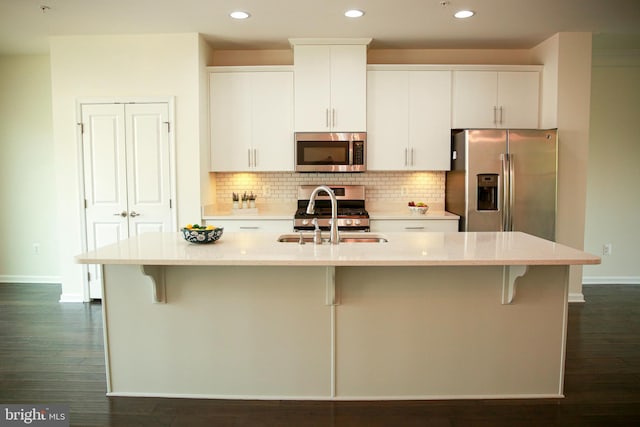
1, 0, 640, 55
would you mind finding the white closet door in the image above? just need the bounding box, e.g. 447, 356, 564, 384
82, 102, 173, 299
82, 104, 129, 298
124, 103, 172, 235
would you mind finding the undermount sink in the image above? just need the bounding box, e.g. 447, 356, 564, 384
277, 232, 388, 244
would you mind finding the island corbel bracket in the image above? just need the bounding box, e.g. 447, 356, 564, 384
140, 265, 166, 304
502, 265, 528, 305
325, 266, 338, 306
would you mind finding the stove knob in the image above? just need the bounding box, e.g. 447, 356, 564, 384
345, 219, 353, 226
302, 219, 309, 226
354, 219, 361, 225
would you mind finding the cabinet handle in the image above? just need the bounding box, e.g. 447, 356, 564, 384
325, 108, 330, 128
248, 149, 252, 167
411, 148, 415, 166
253, 149, 257, 168
404, 226, 425, 230
239, 226, 260, 230
129, 211, 140, 217
493, 106, 498, 125
113, 211, 127, 217
404, 148, 408, 166
332, 108, 336, 128
499, 106, 504, 125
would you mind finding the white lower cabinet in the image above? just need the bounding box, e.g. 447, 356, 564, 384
370, 219, 459, 232
204, 219, 293, 233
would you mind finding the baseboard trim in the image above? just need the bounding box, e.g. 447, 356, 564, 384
0, 275, 61, 284
59, 293, 85, 303
568, 293, 585, 303
582, 276, 640, 285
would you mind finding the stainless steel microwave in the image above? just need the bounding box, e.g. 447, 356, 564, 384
295, 132, 366, 172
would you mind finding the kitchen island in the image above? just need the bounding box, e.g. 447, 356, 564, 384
77, 231, 599, 400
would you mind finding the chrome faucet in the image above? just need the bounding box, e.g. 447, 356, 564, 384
306, 185, 339, 244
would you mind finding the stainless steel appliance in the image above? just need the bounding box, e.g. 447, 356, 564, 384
445, 129, 558, 241
295, 132, 366, 172
294, 185, 369, 231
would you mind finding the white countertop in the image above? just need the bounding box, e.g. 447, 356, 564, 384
76, 231, 600, 267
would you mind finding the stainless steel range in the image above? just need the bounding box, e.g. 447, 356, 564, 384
294, 185, 369, 232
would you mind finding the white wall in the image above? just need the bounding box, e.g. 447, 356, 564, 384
583, 49, 640, 284
0, 55, 60, 283
532, 33, 593, 302
49, 34, 203, 302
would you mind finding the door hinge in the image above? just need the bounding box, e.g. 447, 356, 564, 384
164, 121, 171, 133
77, 122, 84, 134
84, 199, 87, 209
87, 271, 91, 282
169, 199, 172, 209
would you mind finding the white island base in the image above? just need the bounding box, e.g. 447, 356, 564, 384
102, 262, 570, 400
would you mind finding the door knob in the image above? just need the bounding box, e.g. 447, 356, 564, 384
114, 211, 127, 217
129, 211, 140, 217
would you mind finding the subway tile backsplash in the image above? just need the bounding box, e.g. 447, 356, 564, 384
211, 171, 445, 209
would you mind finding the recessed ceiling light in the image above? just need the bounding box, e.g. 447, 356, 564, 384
345, 9, 365, 18
454, 10, 475, 19
229, 11, 250, 20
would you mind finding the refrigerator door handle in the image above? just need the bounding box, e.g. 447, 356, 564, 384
501, 153, 510, 231
508, 153, 515, 231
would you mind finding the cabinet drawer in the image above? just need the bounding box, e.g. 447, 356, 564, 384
370, 219, 459, 233
204, 219, 293, 233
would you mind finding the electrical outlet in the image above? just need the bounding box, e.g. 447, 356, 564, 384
602, 243, 612, 256
33, 243, 40, 255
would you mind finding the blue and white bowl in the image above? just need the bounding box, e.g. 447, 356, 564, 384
181, 227, 224, 244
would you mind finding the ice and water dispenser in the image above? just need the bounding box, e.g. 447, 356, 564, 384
477, 174, 498, 211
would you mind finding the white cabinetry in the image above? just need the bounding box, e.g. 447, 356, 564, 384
209, 67, 293, 172
204, 219, 293, 233
292, 40, 370, 132
370, 219, 459, 233
367, 67, 451, 171
452, 69, 540, 129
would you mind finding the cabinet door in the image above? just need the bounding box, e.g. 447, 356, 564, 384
497, 72, 539, 128
367, 70, 409, 170
409, 71, 452, 171
210, 72, 252, 171
329, 45, 367, 131
251, 71, 294, 171
452, 71, 498, 128
294, 45, 332, 131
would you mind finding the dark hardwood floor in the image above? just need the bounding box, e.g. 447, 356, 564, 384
1, 283, 639, 426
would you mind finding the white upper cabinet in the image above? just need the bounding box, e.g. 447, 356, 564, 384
367, 68, 452, 171
452, 70, 540, 129
210, 67, 294, 172
292, 40, 369, 132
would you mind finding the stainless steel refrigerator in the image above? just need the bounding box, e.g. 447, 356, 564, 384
445, 129, 558, 241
